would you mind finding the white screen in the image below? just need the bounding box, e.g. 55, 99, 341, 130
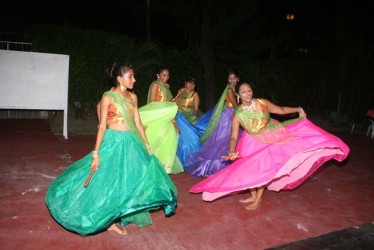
0, 50, 70, 138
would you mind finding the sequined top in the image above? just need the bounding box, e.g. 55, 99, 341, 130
174, 88, 196, 110
102, 90, 145, 144
235, 99, 270, 135
174, 88, 199, 124
106, 92, 135, 127
149, 80, 173, 102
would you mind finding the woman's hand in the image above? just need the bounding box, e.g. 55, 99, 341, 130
172, 119, 181, 134
191, 115, 197, 123
298, 107, 307, 118
146, 144, 152, 155
175, 124, 181, 134
147, 148, 152, 155
91, 157, 100, 171
221, 151, 239, 161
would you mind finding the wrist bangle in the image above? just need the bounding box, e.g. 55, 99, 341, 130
92, 150, 100, 158
228, 150, 234, 154
146, 144, 151, 149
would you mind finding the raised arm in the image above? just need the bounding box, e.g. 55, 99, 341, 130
264, 99, 306, 118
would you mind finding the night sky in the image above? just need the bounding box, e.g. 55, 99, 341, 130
1, 0, 373, 49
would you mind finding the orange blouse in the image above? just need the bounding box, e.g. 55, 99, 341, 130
106, 92, 135, 126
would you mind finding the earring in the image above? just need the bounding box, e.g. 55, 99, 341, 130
237, 95, 240, 103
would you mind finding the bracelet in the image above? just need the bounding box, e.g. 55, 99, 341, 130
146, 144, 151, 149
92, 151, 100, 158
298, 107, 303, 113
228, 149, 234, 154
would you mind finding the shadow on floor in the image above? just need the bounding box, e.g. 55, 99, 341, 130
267, 222, 374, 250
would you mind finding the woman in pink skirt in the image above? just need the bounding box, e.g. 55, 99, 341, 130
190, 81, 350, 210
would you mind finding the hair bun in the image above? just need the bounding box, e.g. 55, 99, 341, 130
109, 63, 118, 78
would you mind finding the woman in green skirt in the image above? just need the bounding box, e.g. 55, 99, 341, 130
45, 63, 177, 236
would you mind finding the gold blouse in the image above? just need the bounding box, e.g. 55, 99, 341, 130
174, 88, 196, 110
106, 92, 135, 126
151, 81, 173, 102
235, 99, 270, 135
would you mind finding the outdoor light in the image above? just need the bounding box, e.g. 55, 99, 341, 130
286, 13, 295, 21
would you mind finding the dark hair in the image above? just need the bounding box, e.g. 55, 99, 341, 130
185, 75, 196, 84
227, 68, 239, 78
107, 62, 133, 87
156, 63, 169, 74
235, 81, 252, 94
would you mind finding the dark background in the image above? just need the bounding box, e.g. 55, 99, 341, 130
2, 0, 372, 49
1, 0, 373, 119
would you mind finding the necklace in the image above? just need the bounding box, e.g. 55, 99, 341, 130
242, 100, 257, 112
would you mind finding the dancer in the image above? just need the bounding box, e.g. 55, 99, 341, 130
139, 64, 184, 174
190, 81, 350, 210
174, 75, 202, 124
174, 75, 211, 167
184, 69, 240, 176
46, 63, 177, 235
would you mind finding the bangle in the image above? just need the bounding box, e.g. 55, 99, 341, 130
228, 149, 234, 154
298, 107, 303, 113
92, 151, 100, 158
146, 144, 151, 149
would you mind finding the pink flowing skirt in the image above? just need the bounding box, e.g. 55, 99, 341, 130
189, 118, 350, 201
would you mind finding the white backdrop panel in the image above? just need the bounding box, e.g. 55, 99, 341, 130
0, 50, 69, 138
0, 50, 69, 109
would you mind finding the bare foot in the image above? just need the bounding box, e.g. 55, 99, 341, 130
239, 196, 256, 203
108, 224, 127, 235
245, 200, 261, 210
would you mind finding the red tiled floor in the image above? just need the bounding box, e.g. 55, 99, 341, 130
0, 119, 373, 249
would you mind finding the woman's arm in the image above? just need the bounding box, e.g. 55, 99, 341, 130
149, 82, 159, 102
96, 102, 101, 123
264, 99, 306, 118
172, 118, 180, 134
222, 115, 240, 160
91, 95, 110, 170
227, 88, 238, 108
193, 92, 200, 117
132, 93, 152, 154
173, 88, 183, 102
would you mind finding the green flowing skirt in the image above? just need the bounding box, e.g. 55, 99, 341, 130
139, 101, 184, 174
45, 129, 177, 235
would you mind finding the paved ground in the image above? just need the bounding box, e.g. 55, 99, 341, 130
0, 115, 373, 250
48, 111, 99, 135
